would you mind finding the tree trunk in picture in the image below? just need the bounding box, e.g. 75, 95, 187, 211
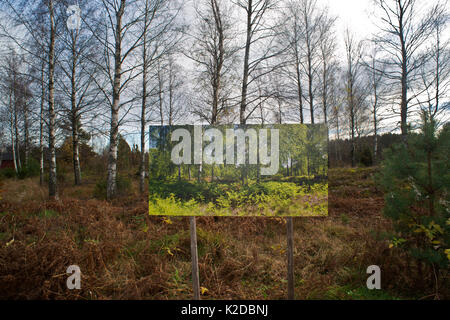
197, 164, 202, 183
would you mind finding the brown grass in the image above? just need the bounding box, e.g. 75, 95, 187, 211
0, 167, 447, 300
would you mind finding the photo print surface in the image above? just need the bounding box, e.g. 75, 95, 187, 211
148, 124, 328, 217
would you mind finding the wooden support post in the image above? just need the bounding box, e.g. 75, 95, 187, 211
190, 216, 200, 300
287, 217, 294, 300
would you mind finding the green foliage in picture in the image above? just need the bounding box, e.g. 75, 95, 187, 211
149, 179, 327, 217
148, 124, 328, 217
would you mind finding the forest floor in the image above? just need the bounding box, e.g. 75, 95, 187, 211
0, 167, 447, 300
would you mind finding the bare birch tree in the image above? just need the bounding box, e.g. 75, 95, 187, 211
372, 0, 440, 136
234, 0, 280, 125
277, 1, 306, 124
188, 0, 238, 125
137, 0, 182, 193
344, 30, 364, 167
57, 1, 102, 185
363, 43, 388, 162
414, 1, 449, 123
318, 10, 337, 126
1, 0, 63, 198
90, 0, 146, 200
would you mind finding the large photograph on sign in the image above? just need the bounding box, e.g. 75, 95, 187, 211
148, 124, 328, 217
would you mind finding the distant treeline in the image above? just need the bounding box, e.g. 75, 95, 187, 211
329, 133, 403, 168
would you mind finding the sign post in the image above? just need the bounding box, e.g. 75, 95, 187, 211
190, 216, 200, 300
287, 217, 294, 300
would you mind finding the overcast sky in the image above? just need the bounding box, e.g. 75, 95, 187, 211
324, 0, 444, 43
325, 0, 376, 39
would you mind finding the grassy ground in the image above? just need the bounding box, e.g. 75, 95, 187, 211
0, 167, 447, 299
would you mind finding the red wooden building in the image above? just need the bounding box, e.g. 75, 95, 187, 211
0, 152, 14, 169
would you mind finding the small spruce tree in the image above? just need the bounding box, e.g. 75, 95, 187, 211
380, 112, 449, 296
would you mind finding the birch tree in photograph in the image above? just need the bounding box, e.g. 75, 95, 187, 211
372, 0, 440, 136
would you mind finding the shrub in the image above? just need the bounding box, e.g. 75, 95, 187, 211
17, 158, 40, 179
379, 113, 449, 294
0, 168, 16, 179
358, 146, 373, 167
